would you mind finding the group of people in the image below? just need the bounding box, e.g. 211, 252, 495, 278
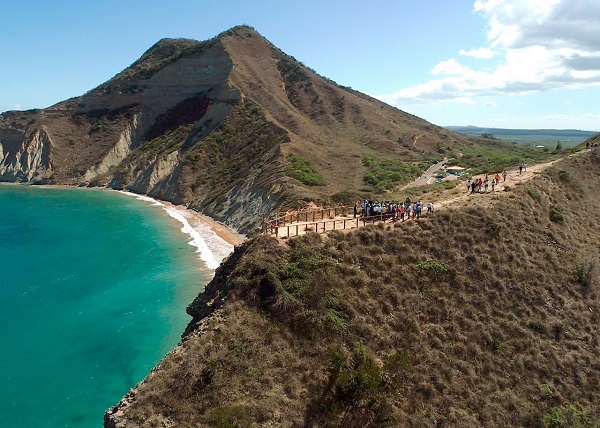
518, 162, 528, 174
466, 170, 507, 194
355, 198, 434, 221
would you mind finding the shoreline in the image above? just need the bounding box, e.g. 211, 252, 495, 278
117, 191, 246, 270
1, 183, 246, 270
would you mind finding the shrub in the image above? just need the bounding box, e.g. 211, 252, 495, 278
549, 206, 564, 223
286, 153, 325, 186
362, 155, 423, 193
415, 260, 449, 274
528, 187, 542, 201
543, 405, 583, 428
576, 258, 597, 291
320, 343, 408, 424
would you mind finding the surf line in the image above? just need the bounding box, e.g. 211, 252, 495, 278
118, 191, 225, 270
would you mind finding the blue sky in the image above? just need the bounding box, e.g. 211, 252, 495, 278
1, 0, 598, 130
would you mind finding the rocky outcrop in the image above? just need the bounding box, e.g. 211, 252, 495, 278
83, 113, 141, 181
0, 127, 53, 182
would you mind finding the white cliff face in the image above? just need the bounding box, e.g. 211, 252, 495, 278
83, 113, 141, 181
0, 128, 53, 182
129, 150, 180, 194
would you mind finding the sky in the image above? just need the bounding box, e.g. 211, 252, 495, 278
1, 0, 598, 131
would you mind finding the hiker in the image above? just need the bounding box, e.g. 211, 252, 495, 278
495, 173, 501, 184
353, 203, 358, 218
484, 179, 489, 192
519, 163, 523, 174
491, 178, 496, 191
406, 203, 412, 219
470, 180, 477, 194
466, 179, 472, 193
398, 204, 404, 221
427, 202, 434, 213
415, 201, 423, 218
502, 170, 507, 182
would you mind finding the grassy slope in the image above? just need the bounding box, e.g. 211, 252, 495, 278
108, 151, 600, 427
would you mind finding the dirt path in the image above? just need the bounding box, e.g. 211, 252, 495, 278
272, 150, 587, 239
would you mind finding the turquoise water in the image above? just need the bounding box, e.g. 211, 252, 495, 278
0, 185, 208, 427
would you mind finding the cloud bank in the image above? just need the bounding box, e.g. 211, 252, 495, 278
377, 0, 600, 106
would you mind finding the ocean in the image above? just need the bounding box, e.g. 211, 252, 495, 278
0, 184, 231, 427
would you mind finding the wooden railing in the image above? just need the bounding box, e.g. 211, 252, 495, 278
264, 206, 353, 234
265, 207, 400, 238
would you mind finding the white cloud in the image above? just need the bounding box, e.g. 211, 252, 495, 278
431, 58, 471, 75
377, 0, 600, 106
485, 101, 497, 107
13, 104, 21, 110
459, 47, 497, 59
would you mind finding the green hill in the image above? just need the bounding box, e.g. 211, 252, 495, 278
106, 150, 600, 427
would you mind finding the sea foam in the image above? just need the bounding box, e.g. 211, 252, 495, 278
119, 192, 233, 271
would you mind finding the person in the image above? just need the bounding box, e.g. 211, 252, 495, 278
415, 201, 423, 218
491, 178, 496, 191
495, 173, 501, 183
427, 202, 434, 213
484, 179, 489, 192
502, 170, 507, 182
519, 163, 523, 174
466, 179, 472, 193
353, 202, 358, 218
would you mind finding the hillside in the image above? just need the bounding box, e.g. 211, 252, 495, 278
105, 150, 600, 427
0, 26, 553, 234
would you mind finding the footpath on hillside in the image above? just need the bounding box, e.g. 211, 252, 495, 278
266, 149, 589, 239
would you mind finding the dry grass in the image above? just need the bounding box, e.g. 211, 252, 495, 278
107, 152, 600, 427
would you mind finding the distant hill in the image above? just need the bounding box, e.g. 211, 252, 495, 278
445, 126, 598, 138
0, 25, 554, 234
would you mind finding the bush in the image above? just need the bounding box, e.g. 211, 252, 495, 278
415, 260, 449, 274
320, 343, 408, 424
286, 153, 325, 186
543, 405, 583, 428
549, 206, 564, 223
576, 258, 597, 291
362, 155, 423, 193
528, 187, 542, 201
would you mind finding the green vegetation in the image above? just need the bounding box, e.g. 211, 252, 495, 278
178, 100, 289, 203
528, 187, 542, 201
549, 205, 564, 223
362, 155, 424, 193
286, 153, 325, 186
455, 140, 555, 175
415, 260, 449, 274
320, 343, 408, 424
543, 405, 585, 428
576, 258, 597, 291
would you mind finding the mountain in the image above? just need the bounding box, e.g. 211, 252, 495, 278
0, 25, 531, 234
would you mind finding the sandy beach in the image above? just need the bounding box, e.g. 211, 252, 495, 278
116, 191, 246, 271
